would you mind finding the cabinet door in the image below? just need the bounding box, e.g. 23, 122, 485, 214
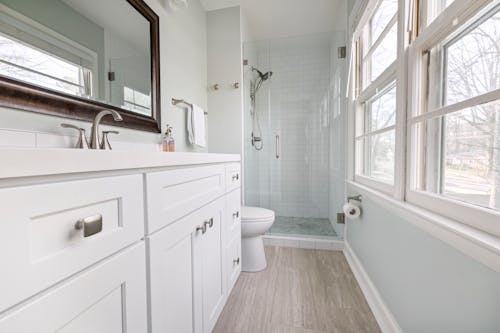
227, 235, 242, 293
0, 243, 147, 333
148, 197, 226, 333
200, 199, 226, 333
148, 209, 204, 333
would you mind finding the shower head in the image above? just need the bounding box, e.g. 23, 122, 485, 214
252, 67, 273, 81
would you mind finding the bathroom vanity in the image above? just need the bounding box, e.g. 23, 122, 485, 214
0, 150, 241, 333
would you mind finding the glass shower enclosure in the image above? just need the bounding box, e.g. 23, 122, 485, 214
243, 32, 347, 241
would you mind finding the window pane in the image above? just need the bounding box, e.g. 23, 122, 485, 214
425, 5, 500, 112
364, 22, 397, 87
0, 61, 83, 96
123, 86, 151, 116
414, 100, 500, 211
0, 34, 81, 84
426, 0, 456, 26
444, 6, 500, 105
368, 84, 396, 131
367, 130, 395, 183
370, 0, 398, 45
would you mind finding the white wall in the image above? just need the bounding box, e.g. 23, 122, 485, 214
206, 6, 243, 154
242, 0, 347, 42
346, 185, 500, 332
0, 0, 208, 152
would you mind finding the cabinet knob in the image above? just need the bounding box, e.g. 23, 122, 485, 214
233, 257, 240, 265
196, 224, 207, 234
233, 82, 240, 89
232, 211, 239, 219
204, 218, 214, 229
75, 214, 103, 237
232, 173, 239, 181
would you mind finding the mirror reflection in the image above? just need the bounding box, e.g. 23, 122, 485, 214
0, 0, 152, 116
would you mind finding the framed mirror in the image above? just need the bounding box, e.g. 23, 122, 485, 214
0, 0, 161, 133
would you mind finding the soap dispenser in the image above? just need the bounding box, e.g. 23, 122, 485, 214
161, 125, 175, 152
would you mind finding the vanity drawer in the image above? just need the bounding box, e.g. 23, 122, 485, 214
0, 174, 144, 314
225, 164, 241, 192
226, 236, 241, 292
0, 243, 147, 333
226, 189, 241, 242
146, 164, 226, 233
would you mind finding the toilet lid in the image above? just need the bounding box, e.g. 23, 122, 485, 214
241, 206, 275, 222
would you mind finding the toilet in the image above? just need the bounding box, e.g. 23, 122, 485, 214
241, 206, 275, 272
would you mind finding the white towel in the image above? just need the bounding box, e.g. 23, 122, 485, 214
187, 104, 206, 147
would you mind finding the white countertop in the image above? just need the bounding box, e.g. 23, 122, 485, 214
0, 149, 240, 179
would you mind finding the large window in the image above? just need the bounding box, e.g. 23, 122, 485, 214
350, 0, 500, 237
408, 0, 500, 235
353, 0, 399, 190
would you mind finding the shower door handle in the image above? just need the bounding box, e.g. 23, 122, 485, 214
275, 135, 280, 159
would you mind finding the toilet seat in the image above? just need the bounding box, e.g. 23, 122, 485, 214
241, 206, 274, 223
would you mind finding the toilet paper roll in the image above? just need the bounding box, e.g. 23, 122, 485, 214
343, 202, 361, 220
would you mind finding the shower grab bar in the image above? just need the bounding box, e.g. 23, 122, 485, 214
275, 135, 280, 159
172, 98, 208, 115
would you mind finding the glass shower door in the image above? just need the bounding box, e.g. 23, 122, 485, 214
264, 34, 336, 239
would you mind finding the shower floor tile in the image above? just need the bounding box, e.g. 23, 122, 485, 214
267, 216, 337, 239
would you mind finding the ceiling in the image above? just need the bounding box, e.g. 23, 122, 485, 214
200, 0, 348, 41
199, 0, 240, 11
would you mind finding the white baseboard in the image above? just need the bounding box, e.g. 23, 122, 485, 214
343, 242, 403, 333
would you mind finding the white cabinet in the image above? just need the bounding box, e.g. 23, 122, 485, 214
147, 204, 202, 333
225, 164, 241, 193
225, 188, 242, 294
146, 165, 226, 233
226, 235, 242, 291
0, 243, 148, 333
200, 199, 225, 333
148, 197, 226, 333
1, 158, 241, 333
0, 174, 144, 313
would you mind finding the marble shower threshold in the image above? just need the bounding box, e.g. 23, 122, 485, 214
266, 216, 339, 240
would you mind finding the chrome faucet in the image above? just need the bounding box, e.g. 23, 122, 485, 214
90, 109, 123, 149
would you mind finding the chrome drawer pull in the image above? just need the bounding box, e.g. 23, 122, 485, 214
233, 257, 240, 265
196, 224, 207, 234
204, 218, 214, 229
232, 211, 239, 219
232, 173, 239, 181
75, 214, 103, 237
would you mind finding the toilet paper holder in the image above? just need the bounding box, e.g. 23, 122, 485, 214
347, 194, 362, 203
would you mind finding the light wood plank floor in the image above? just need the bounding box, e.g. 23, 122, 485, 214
214, 246, 381, 333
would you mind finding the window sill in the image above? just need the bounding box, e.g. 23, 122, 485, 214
347, 180, 500, 274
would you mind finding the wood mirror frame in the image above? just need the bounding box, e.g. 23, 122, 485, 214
0, 0, 161, 133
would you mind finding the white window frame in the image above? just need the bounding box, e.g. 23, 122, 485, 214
406, 0, 500, 237
350, 0, 407, 195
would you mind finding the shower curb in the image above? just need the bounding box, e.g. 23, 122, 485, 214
263, 234, 344, 251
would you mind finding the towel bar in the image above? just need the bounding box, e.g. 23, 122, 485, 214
171, 98, 208, 115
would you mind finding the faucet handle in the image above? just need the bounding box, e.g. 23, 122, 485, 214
61, 123, 89, 149
100, 130, 119, 150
